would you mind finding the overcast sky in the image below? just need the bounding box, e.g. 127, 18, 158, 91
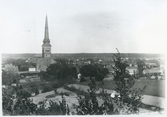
0, 0, 167, 54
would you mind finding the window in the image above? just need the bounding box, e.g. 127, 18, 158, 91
45, 50, 50, 52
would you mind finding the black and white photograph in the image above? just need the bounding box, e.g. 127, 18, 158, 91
0, 0, 166, 116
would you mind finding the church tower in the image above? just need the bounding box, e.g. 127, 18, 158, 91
42, 15, 51, 58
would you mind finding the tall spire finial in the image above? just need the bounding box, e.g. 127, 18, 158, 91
45, 15, 48, 28
43, 15, 50, 43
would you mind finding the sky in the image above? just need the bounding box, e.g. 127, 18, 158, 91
0, 0, 167, 54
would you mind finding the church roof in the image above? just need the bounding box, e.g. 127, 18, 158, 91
28, 57, 55, 63
37, 58, 56, 71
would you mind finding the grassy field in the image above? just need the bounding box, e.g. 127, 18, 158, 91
78, 79, 165, 97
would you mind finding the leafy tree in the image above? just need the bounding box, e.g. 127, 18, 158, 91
103, 68, 109, 75
46, 63, 71, 79
4, 64, 19, 75
80, 64, 109, 81
112, 49, 146, 114
95, 73, 105, 81
39, 71, 54, 81
45, 60, 77, 85
70, 66, 77, 79
2, 64, 19, 85
80, 64, 96, 77
136, 59, 145, 77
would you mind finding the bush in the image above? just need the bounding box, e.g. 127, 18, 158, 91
2, 86, 36, 115
36, 97, 70, 115
46, 94, 56, 98
80, 77, 86, 82
31, 87, 39, 95
76, 78, 114, 115
2, 85, 70, 115
42, 85, 53, 93
22, 82, 40, 95
64, 85, 87, 96
50, 81, 61, 89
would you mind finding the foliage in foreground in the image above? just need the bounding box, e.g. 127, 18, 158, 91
76, 78, 114, 115
2, 86, 70, 115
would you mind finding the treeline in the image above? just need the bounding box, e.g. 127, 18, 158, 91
41, 58, 109, 82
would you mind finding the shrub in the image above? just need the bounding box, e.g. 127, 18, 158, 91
36, 96, 70, 115
76, 78, 114, 115
2, 86, 36, 115
42, 85, 53, 93
63, 85, 87, 96
80, 77, 86, 82
50, 81, 61, 89
46, 94, 56, 98
3, 85, 70, 115
31, 87, 39, 95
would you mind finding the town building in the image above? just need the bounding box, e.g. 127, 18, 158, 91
126, 66, 138, 75
143, 68, 164, 77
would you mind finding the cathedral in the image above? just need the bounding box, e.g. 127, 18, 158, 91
29, 16, 55, 71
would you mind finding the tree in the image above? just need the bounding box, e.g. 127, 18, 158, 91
95, 72, 105, 81
80, 64, 96, 77
46, 63, 71, 79
2, 64, 19, 85
45, 61, 76, 85
80, 64, 109, 81
136, 59, 145, 77
4, 64, 19, 75
112, 49, 146, 114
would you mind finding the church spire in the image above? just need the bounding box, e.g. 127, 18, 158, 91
42, 15, 51, 58
43, 15, 50, 43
